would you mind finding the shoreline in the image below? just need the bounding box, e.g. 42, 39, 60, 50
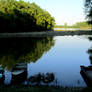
0, 30, 92, 38
0, 85, 84, 92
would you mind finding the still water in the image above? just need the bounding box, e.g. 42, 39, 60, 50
0, 36, 92, 87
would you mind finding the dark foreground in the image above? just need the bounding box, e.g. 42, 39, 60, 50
0, 31, 92, 38
0, 85, 91, 92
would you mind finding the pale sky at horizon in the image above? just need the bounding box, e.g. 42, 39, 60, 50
27, 0, 86, 25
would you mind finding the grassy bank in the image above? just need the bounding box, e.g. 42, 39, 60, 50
54, 29, 92, 31
0, 85, 86, 92
54, 21, 92, 30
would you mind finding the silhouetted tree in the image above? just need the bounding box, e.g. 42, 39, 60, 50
85, 0, 92, 24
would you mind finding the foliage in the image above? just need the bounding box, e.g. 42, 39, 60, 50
85, 0, 92, 24
54, 21, 91, 29
0, 0, 55, 32
72, 21, 91, 29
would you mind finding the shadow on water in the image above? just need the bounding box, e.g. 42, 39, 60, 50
0, 37, 55, 85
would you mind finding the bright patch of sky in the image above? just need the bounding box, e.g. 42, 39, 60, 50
26, 0, 86, 25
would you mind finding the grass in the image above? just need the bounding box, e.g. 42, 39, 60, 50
0, 85, 91, 92
54, 29, 91, 31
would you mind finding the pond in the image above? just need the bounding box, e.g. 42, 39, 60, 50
0, 35, 92, 87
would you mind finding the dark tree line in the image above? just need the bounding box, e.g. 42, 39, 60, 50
0, 0, 55, 33
85, 0, 92, 24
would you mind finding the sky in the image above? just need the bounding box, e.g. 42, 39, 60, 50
27, 0, 86, 25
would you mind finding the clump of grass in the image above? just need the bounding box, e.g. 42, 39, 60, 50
0, 85, 85, 92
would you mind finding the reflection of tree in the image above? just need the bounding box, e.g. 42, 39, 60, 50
88, 37, 92, 41
84, 35, 92, 41
87, 46, 92, 64
27, 72, 55, 85
0, 65, 5, 84
11, 62, 27, 84
80, 66, 92, 87
87, 36, 92, 64
81, 37, 92, 87
0, 37, 55, 70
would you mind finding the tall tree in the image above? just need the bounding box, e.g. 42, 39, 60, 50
85, 0, 92, 24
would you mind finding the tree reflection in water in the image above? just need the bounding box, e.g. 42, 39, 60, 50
0, 65, 4, 84
80, 38, 92, 87
11, 62, 27, 84
0, 37, 55, 85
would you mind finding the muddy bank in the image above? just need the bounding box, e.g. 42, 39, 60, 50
0, 31, 92, 38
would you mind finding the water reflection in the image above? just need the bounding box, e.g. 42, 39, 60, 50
88, 47, 92, 65
0, 37, 55, 85
80, 41, 92, 87
0, 37, 54, 70
0, 65, 4, 84
87, 36, 92, 41
27, 72, 55, 85
80, 66, 92, 87
11, 62, 27, 84
0, 35, 92, 87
